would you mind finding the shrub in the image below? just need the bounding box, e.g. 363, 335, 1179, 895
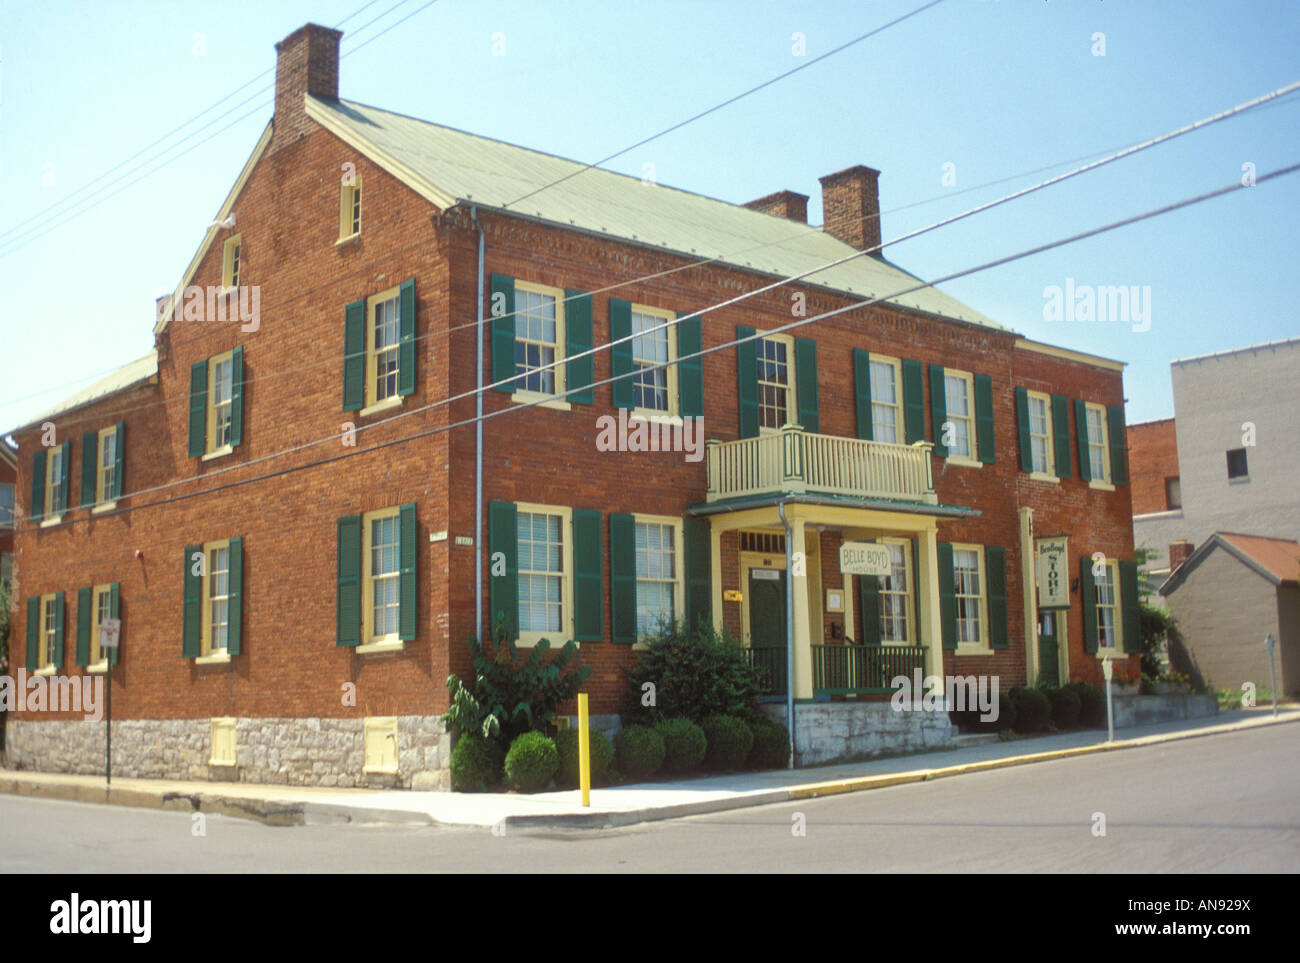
554, 728, 614, 787
748, 722, 790, 770
655, 718, 707, 774
614, 725, 666, 780
449, 733, 503, 792
621, 621, 764, 727
504, 731, 559, 793
1044, 686, 1081, 730
701, 715, 754, 771
1008, 686, 1052, 734
1066, 681, 1107, 728
970, 688, 1016, 733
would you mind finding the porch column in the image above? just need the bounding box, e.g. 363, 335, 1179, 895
1020, 507, 1039, 683
710, 524, 724, 634
917, 526, 944, 681
788, 514, 815, 700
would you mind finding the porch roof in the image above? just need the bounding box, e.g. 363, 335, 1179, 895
685, 491, 979, 519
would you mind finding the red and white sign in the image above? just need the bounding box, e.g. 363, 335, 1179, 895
99, 619, 121, 650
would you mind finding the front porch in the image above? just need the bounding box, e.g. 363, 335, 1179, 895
745, 643, 926, 698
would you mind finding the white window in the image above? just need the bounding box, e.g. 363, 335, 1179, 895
517, 509, 567, 640
514, 284, 565, 397
45, 445, 64, 518
1096, 560, 1120, 650
878, 540, 913, 644
366, 510, 401, 643
1084, 403, 1110, 483
757, 335, 795, 431
370, 292, 401, 405
97, 426, 117, 505
869, 358, 902, 444
205, 543, 231, 657
631, 308, 676, 416
208, 352, 234, 453
635, 519, 681, 636
952, 545, 986, 648
1027, 391, 1053, 475
944, 372, 974, 458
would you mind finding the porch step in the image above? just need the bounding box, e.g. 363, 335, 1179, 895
951, 733, 1000, 749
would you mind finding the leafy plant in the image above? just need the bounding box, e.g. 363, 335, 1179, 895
614, 724, 665, 780
442, 617, 592, 745
449, 733, 503, 793
620, 620, 764, 726
701, 715, 754, 771
504, 731, 559, 793
655, 717, 707, 774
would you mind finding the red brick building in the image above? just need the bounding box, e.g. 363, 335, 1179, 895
4, 24, 1138, 786
1, 439, 15, 587
1127, 418, 1180, 516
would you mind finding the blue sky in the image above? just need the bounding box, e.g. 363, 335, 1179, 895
1, 0, 1296, 434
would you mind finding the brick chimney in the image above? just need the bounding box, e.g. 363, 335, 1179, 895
744, 190, 809, 224
1168, 539, 1194, 572
818, 165, 882, 253
271, 24, 343, 155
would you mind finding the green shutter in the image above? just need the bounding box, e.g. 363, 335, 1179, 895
109, 583, 121, 665
974, 373, 995, 464
684, 518, 711, 634
76, 586, 92, 666
1052, 395, 1072, 479
399, 503, 417, 640
737, 326, 758, 439
112, 422, 125, 499
342, 299, 366, 411
853, 349, 873, 440
80, 431, 98, 507
489, 274, 517, 391
57, 442, 70, 513
902, 359, 925, 445
25, 597, 39, 669
795, 338, 819, 433
609, 299, 634, 410
572, 509, 602, 641
188, 360, 208, 456
226, 537, 243, 656
398, 279, 417, 397
938, 541, 957, 649
1015, 387, 1032, 472
183, 544, 202, 658
229, 345, 245, 448
858, 573, 882, 646
1080, 555, 1098, 653
488, 501, 518, 640
337, 515, 362, 646
609, 513, 636, 643
677, 314, 704, 418
565, 291, 594, 405
1120, 560, 1141, 653
929, 364, 948, 458
986, 546, 1009, 649
29, 450, 45, 522
1075, 399, 1092, 482
52, 591, 65, 666
1108, 404, 1128, 485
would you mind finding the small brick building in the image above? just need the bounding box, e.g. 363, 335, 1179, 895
4, 24, 1139, 787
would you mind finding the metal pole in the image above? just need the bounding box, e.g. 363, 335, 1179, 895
1102, 656, 1114, 743
105, 661, 112, 788
1265, 634, 1278, 717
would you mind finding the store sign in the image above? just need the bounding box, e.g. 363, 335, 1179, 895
839, 542, 891, 577
1036, 536, 1070, 609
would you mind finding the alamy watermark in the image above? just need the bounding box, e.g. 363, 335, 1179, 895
158, 284, 261, 332
0, 671, 105, 721
890, 669, 999, 722
1042, 278, 1151, 333
595, 410, 704, 462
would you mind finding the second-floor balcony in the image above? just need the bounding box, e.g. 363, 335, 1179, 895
705, 424, 937, 505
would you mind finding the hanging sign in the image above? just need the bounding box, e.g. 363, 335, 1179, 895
1036, 535, 1070, 609
839, 542, 891, 577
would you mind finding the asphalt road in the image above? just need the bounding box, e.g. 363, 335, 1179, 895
2, 725, 1296, 873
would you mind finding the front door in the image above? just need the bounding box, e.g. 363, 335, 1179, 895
748, 569, 787, 694
1037, 610, 1060, 686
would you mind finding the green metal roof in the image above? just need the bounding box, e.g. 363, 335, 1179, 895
306, 96, 1005, 331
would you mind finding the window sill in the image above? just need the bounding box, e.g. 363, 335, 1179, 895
195, 652, 232, 666
357, 639, 404, 655
202, 445, 234, 462
629, 410, 681, 425
39, 516, 64, 528
511, 390, 571, 412
336, 233, 361, 248
1028, 472, 1059, 484
91, 501, 118, 514
1228, 476, 1251, 485
87, 659, 109, 674
33, 664, 58, 677
359, 396, 403, 418
945, 455, 984, 469
954, 644, 993, 656
516, 634, 578, 649
1088, 479, 1116, 492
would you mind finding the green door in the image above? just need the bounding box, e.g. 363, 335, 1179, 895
1037, 610, 1060, 686
748, 569, 787, 695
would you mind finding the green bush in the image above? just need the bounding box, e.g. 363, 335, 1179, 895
969, 688, 1016, 733
702, 715, 754, 771
449, 733, 503, 792
614, 724, 666, 780
1044, 686, 1081, 729
655, 718, 707, 774
748, 722, 790, 770
554, 728, 614, 787
1066, 681, 1107, 728
620, 621, 764, 727
504, 731, 559, 793
1008, 686, 1052, 734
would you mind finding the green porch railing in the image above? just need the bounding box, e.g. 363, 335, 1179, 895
744, 646, 787, 697
811, 644, 926, 695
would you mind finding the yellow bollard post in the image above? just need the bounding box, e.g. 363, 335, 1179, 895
578, 693, 591, 807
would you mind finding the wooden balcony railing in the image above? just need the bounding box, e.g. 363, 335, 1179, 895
811, 644, 927, 695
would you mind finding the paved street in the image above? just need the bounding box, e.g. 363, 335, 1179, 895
2, 725, 1296, 873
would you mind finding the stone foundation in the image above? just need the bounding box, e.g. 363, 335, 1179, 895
1112, 693, 1218, 728
762, 700, 955, 767
3, 716, 452, 790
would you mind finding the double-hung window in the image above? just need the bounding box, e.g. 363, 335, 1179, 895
369, 289, 401, 406
514, 283, 565, 397
364, 508, 401, 645
757, 335, 796, 431
47, 446, 65, 519
189, 348, 243, 458
944, 371, 975, 459
635, 518, 682, 637
39, 594, 60, 673
209, 352, 234, 451
97, 426, 117, 504
339, 177, 362, 240
1084, 403, 1110, 483
517, 508, 567, 641
952, 544, 986, 649
1095, 560, 1120, 651
204, 541, 231, 658
336, 505, 417, 651
878, 539, 913, 644
1027, 390, 1054, 475
630, 308, 676, 416
869, 357, 903, 444
89, 583, 113, 668
221, 235, 241, 290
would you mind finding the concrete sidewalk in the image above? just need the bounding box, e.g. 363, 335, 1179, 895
2, 707, 1295, 830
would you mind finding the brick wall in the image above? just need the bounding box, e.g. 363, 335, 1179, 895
1128, 418, 1178, 515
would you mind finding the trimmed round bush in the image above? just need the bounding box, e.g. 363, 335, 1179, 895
966, 688, 1017, 733
449, 733, 503, 792
1066, 681, 1107, 728
554, 728, 614, 787
1009, 686, 1052, 734
1045, 685, 1081, 730
504, 731, 559, 793
748, 722, 791, 770
656, 718, 707, 774
614, 724, 666, 780
701, 715, 754, 771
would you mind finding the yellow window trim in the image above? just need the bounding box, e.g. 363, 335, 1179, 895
221, 235, 242, 290
756, 330, 797, 434
510, 389, 572, 412
200, 538, 231, 658
868, 354, 904, 443
1025, 389, 1055, 476
1095, 559, 1123, 654
629, 304, 679, 420
361, 506, 403, 648
44, 445, 63, 518
339, 176, 362, 241
37, 593, 57, 672
951, 542, 989, 653
88, 583, 112, 666
513, 279, 567, 398
205, 350, 235, 456
877, 536, 916, 646
365, 284, 403, 410
514, 502, 574, 648
1083, 401, 1112, 484
632, 514, 685, 645
95, 426, 116, 506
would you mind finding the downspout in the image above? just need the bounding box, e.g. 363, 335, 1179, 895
777, 500, 795, 769
472, 206, 485, 644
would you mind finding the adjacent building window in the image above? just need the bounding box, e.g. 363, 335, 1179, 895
1027, 390, 1054, 475
1226, 447, 1249, 480
517, 508, 567, 639
0, 482, 13, 530
368, 287, 401, 407
514, 282, 565, 396
630, 308, 676, 415
1095, 560, 1120, 650
878, 539, 913, 644
221, 235, 242, 289
340, 178, 362, 240
944, 371, 975, 459
364, 508, 401, 645
756, 335, 795, 431
203, 540, 232, 657
208, 351, 235, 453
1165, 476, 1182, 510
952, 544, 986, 647
635, 518, 681, 637
869, 357, 902, 444
1083, 402, 1110, 483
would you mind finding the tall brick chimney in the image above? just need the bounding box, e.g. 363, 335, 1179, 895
744, 190, 809, 224
818, 165, 882, 253
271, 24, 343, 155
1168, 539, 1194, 572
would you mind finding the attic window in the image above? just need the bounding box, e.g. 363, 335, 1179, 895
221, 235, 242, 289
340, 178, 362, 241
